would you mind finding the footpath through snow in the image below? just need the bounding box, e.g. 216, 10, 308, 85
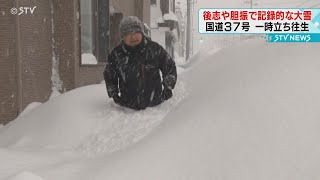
0, 76, 187, 156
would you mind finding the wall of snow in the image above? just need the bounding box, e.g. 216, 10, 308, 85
92, 39, 320, 180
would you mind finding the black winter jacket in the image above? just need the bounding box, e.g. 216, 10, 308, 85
103, 37, 177, 110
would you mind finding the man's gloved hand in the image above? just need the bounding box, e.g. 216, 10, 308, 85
161, 89, 173, 101
112, 95, 123, 105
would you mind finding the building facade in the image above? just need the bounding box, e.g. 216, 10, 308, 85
150, 0, 180, 59
0, 0, 150, 124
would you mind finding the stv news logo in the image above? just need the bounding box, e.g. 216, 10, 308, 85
10, 6, 37, 16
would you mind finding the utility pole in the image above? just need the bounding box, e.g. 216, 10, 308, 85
186, 0, 191, 61
191, 2, 193, 56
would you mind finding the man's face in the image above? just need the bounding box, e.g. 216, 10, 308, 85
123, 32, 143, 47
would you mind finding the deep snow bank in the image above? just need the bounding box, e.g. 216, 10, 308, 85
91, 40, 320, 180
0, 80, 187, 154
1, 38, 320, 180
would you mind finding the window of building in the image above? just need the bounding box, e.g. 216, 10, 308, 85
80, 0, 109, 65
151, 0, 157, 6
160, 0, 169, 15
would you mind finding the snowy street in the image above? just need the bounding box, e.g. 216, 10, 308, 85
2, 0, 320, 178
1, 38, 320, 179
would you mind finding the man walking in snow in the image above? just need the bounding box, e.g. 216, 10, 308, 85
103, 16, 177, 110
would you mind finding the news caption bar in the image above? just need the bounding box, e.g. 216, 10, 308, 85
198, 8, 320, 43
